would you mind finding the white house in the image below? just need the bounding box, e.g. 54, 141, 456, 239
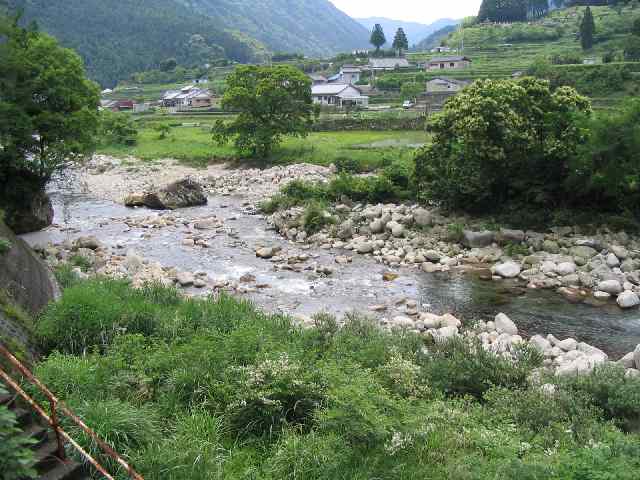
426, 77, 470, 93
311, 84, 368, 108
161, 85, 214, 108
369, 58, 411, 71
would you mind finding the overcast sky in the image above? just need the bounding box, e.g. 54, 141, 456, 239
328, 0, 482, 24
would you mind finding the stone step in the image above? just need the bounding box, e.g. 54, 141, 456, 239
34, 438, 64, 471
38, 460, 86, 480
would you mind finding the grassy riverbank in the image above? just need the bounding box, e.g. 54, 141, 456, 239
96, 128, 429, 170
24, 275, 640, 479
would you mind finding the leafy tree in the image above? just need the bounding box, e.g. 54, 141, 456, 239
414, 78, 591, 212
213, 65, 317, 159
370, 24, 386, 53
98, 111, 138, 146
0, 15, 99, 229
392, 28, 409, 56
159, 57, 177, 72
580, 6, 596, 50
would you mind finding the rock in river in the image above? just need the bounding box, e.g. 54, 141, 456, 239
617, 291, 640, 309
134, 178, 208, 210
494, 261, 521, 279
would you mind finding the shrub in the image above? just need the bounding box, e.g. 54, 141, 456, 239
570, 99, 640, 216
419, 337, 543, 399
153, 123, 171, 140
560, 364, 640, 431
415, 78, 591, 213
69, 254, 92, 272
333, 156, 361, 174
302, 202, 333, 234
53, 264, 81, 290
37, 278, 163, 354
99, 110, 138, 146
0, 387, 37, 480
0, 238, 11, 255
65, 399, 160, 473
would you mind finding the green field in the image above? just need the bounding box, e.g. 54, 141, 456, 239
97, 127, 429, 169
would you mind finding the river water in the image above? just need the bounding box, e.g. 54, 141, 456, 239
22, 191, 640, 358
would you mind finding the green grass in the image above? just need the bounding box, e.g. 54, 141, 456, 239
96, 127, 429, 169
29, 277, 640, 479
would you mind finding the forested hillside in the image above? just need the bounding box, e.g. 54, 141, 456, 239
7, 0, 369, 87
413, 24, 459, 51
8, 0, 268, 87
184, 0, 369, 58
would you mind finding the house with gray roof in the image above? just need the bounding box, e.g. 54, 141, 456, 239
311, 84, 368, 108
368, 58, 411, 71
426, 56, 471, 71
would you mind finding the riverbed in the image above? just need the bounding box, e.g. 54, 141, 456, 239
22, 177, 640, 358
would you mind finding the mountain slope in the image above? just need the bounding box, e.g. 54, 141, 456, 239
9, 0, 268, 87
184, 0, 370, 57
414, 24, 459, 51
357, 17, 459, 47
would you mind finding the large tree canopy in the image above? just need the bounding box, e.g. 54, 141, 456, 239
370, 24, 386, 52
415, 78, 591, 212
0, 16, 100, 185
213, 65, 317, 159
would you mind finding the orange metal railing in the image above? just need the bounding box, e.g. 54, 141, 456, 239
0, 343, 144, 480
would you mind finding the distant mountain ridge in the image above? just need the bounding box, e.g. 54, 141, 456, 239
356, 17, 460, 47
7, 0, 370, 86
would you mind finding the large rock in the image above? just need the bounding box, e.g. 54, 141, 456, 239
494, 261, 521, 279
634, 345, 640, 370
498, 228, 525, 244
571, 245, 598, 259
597, 280, 623, 295
4, 189, 54, 234
617, 291, 640, 309
139, 178, 207, 210
494, 313, 518, 335
462, 230, 495, 248
413, 208, 433, 227
0, 220, 60, 315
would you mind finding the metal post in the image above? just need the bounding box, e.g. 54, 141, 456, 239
49, 397, 67, 461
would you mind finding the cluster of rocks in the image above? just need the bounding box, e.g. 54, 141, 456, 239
383, 307, 640, 378
269, 202, 640, 309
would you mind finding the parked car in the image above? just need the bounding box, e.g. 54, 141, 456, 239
402, 100, 414, 109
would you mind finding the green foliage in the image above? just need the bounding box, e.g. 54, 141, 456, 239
30, 279, 640, 479
420, 337, 543, 399
0, 20, 99, 187
159, 57, 177, 72
153, 123, 171, 140
400, 81, 423, 101
37, 278, 168, 354
54, 264, 82, 290
581, 6, 596, 50
370, 24, 386, 52
69, 254, 93, 272
415, 77, 592, 213
392, 27, 409, 55
99, 111, 138, 146
570, 99, 640, 215
213, 65, 317, 159
0, 387, 36, 480
10, 0, 268, 87
625, 35, 640, 60
0, 238, 11, 255
302, 202, 333, 234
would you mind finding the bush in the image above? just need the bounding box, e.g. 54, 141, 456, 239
0, 388, 36, 480
570, 99, 640, 216
561, 364, 640, 431
415, 78, 591, 213
99, 110, 138, 146
302, 202, 333, 234
0, 238, 11, 255
37, 278, 164, 354
419, 337, 543, 399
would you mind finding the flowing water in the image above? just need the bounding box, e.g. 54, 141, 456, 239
22, 190, 640, 358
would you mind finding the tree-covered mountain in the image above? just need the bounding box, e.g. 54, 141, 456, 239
414, 24, 460, 51
8, 0, 269, 87
183, 0, 370, 58
356, 17, 460, 47
7, 0, 370, 87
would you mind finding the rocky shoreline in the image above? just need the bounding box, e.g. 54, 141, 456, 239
269, 202, 640, 311
28, 154, 640, 379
